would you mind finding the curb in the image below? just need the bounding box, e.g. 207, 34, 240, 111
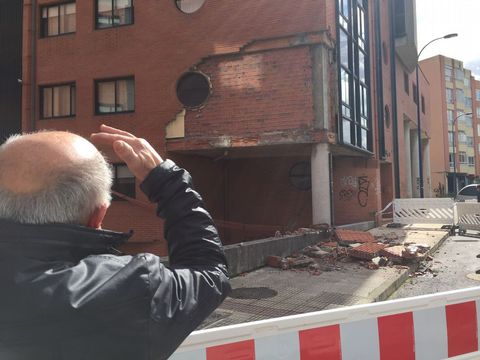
370, 230, 451, 302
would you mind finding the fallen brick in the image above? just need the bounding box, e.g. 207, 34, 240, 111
348, 243, 386, 260
266, 255, 283, 268
334, 229, 375, 245
379, 246, 405, 262
288, 256, 314, 268
309, 250, 330, 258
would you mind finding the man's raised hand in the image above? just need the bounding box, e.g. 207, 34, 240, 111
90, 125, 163, 181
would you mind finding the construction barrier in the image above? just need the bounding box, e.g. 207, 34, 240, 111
392, 198, 455, 225
455, 202, 480, 232
169, 286, 480, 360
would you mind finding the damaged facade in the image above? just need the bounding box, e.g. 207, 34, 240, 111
21, 0, 430, 255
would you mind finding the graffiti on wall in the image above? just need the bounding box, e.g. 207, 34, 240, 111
357, 176, 370, 207
339, 175, 370, 207
433, 182, 446, 197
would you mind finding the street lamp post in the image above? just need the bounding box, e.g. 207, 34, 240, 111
415, 33, 458, 198
451, 112, 473, 195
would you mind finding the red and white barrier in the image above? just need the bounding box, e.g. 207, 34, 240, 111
169, 287, 480, 360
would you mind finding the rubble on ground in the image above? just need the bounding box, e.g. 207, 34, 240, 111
265, 227, 433, 275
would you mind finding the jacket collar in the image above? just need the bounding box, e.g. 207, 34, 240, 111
0, 219, 132, 258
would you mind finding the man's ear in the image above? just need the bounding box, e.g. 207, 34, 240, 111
86, 204, 109, 229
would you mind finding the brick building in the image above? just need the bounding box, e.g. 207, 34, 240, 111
20, 0, 430, 255
421, 55, 479, 195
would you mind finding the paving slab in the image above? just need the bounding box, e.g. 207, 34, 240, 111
199, 225, 450, 330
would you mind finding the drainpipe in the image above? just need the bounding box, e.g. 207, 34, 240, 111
388, 0, 400, 198
374, 0, 385, 159
329, 152, 334, 226
30, 0, 37, 131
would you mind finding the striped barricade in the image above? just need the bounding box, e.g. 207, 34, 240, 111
455, 202, 480, 232
393, 198, 455, 225
169, 286, 480, 360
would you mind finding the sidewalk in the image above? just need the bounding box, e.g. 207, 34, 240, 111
199, 224, 450, 329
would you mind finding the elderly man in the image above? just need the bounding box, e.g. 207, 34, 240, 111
0, 125, 230, 360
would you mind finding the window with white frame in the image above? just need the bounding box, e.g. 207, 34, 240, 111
458, 131, 467, 144
447, 110, 454, 125
465, 97, 472, 109
469, 156, 475, 166
448, 131, 454, 145
446, 88, 454, 104
455, 67, 464, 81
445, 64, 453, 82
459, 151, 467, 164
476, 89, 480, 101
456, 89, 465, 105
467, 136, 474, 147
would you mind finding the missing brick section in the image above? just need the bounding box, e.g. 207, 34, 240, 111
265, 228, 432, 275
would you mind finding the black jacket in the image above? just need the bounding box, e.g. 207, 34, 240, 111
0, 160, 230, 360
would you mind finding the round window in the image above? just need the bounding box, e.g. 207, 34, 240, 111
289, 162, 311, 191
176, 72, 211, 109
175, 0, 206, 14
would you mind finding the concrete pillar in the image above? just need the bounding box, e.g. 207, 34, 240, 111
404, 121, 413, 197
411, 129, 419, 198
311, 143, 331, 225
423, 140, 432, 197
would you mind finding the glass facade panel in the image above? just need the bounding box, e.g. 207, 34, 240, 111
337, 0, 370, 151
340, 30, 349, 67
343, 119, 351, 144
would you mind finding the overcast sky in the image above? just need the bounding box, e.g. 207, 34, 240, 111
416, 0, 480, 77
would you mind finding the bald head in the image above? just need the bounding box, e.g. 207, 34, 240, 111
0, 131, 101, 194
0, 131, 113, 225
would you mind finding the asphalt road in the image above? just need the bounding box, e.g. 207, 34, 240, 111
391, 233, 480, 299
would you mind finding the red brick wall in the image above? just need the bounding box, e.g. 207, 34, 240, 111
225, 156, 312, 243
23, 0, 329, 255
187, 47, 315, 140
332, 157, 381, 225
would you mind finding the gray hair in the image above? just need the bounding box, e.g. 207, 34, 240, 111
0, 134, 113, 225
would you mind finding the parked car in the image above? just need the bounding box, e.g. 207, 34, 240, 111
455, 184, 480, 202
